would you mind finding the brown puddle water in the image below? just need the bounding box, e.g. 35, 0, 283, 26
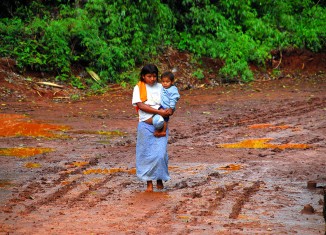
72, 161, 89, 167
0, 179, 13, 188
0, 113, 69, 138
218, 164, 242, 171
218, 138, 311, 149
70, 130, 125, 137
83, 166, 182, 175
83, 168, 136, 175
0, 147, 53, 158
25, 162, 41, 168
65, 161, 90, 168
248, 123, 291, 130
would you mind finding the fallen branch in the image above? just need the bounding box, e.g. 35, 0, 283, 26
273, 50, 282, 69
87, 70, 101, 83
36, 82, 63, 88
52, 96, 70, 99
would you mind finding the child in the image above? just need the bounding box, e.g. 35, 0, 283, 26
153, 71, 180, 137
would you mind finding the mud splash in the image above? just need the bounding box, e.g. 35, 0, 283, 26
218, 138, 311, 149
0, 113, 69, 138
0, 147, 53, 158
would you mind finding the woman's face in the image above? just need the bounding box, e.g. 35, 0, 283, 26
142, 73, 157, 86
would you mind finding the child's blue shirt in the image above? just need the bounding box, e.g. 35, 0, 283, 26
161, 85, 180, 110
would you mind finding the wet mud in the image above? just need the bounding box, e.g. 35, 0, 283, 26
0, 74, 326, 234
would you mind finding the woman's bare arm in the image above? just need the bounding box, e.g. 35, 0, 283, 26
136, 102, 170, 117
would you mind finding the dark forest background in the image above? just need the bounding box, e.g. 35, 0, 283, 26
0, 0, 325, 90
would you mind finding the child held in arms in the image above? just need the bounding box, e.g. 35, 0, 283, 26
151, 71, 180, 137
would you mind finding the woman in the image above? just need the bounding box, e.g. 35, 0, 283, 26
132, 64, 172, 192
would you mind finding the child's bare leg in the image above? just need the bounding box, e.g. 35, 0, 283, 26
157, 180, 164, 189
154, 122, 167, 137
146, 181, 153, 192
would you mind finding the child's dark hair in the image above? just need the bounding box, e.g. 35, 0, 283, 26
140, 64, 159, 82
161, 71, 174, 82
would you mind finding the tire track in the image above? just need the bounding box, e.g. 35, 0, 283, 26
171, 176, 264, 223
213, 97, 325, 128
229, 181, 263, 219
207, 182, 239, 216
63, 174, 124, 208
24, 179, 81, 214
3, 158, 101, 214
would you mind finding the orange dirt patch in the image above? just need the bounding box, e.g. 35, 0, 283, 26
0, 113, 69, 138
218, 138, 311, 149
0, 147, 53, 158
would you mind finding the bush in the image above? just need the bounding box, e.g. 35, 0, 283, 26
0, 0, 324, 86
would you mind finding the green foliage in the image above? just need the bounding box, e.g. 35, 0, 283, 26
0, 18, 24, 57
0, 0, 325, 86
172, 0, 325, 82
70, 76, 85, 89
0, 0, 176, 88
70, 93, 80, 101
119, 69, 140, 87
192, 68, 205, 80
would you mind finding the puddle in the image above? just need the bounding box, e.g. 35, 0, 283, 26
218, 164, 242, 171
218, 138, 310, 149
66, 161, 89, 168
61, 181, 71, 186
0, 179, 13, 188
249, 123, 291, 130
0, 114, 69, 138
25, 162, 41, 168
70, 130, 125, 137
72, 161, 89, 167
238, 214, 259, 221
83, 178, 104, 187
83, 168, 136, 175
60, 176, 80, 185
0, 147, 53, 158
168, 166, 180, 170
177, 215, 192, 222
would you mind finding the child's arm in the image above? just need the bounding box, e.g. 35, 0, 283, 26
169, 86, 180, 110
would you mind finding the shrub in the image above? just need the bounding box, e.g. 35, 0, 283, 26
0, 0, 324, 86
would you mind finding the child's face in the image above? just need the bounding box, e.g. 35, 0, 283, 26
161, 77, 172, 89
142, 73, 157, 86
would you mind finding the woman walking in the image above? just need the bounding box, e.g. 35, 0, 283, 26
132, 64, 172, 192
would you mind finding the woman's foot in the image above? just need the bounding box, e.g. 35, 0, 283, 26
146, 181, 153, 192
157, 180, 164, 189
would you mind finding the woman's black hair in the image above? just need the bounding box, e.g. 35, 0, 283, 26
140, 64, 159, 81
161, 71, 174, 82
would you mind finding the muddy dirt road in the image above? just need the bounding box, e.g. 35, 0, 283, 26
0, 74, 326, 234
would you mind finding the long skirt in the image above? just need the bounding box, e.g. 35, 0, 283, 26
136, 122, 170, 181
